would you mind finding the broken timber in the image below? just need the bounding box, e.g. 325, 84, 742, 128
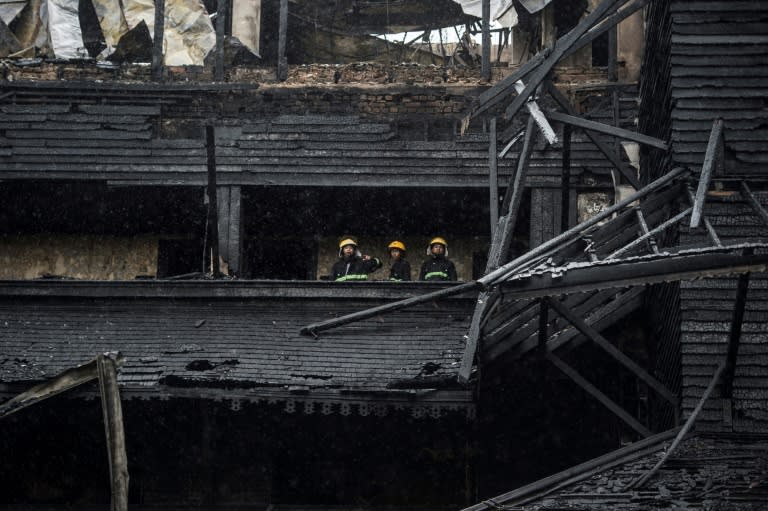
628, 361, 727, 489
543, 110, 669, 151
0, 353, 128, 511
690, 119, 724, 228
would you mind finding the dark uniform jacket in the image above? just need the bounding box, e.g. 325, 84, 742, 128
389, 259, 411, 281
419, 255, 457, 281
331, 256, 382, 281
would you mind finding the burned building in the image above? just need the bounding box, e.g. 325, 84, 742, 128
0, 0, 767, 510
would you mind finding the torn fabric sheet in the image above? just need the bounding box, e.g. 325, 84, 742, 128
517, 0, 552, 13
0, 0, 27, 25
452, 0, 518, 27
91, 0, 129, 53
46, 0, 84, 58
122, 0, 215, 66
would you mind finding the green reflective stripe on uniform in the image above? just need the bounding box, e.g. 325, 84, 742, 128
335, 274, 369, 282
424, 271, 449, 280
389, 277, 402, 281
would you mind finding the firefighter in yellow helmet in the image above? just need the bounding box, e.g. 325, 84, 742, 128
419, 237, 457, 281
387, 240, 411, 281
330, 237, 382, 282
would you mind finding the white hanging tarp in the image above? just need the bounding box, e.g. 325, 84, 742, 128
452, 0, 519, 28
517, 0, 553, 14
91, 0, 129, 53
0, 0, 28, 25
121, 0, 215, 66
46, 0, 84, 58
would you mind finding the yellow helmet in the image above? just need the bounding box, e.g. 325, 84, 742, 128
429, 237, 447, 247
338, 237, 357, 249
388, 240, 406, 252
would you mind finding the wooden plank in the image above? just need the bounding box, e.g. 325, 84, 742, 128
214, 0, 228, 81
489, 117, 499, 235
607, 208, 691, 260
206, 125, 220, 276
481, 0, 490, 81
547, 352, 652, 437
740, 181, 768, 228
722, 268, 750, 400
690, 119, 724, 228
561, 124, 571, 233
544, 110, 669, 151
548, 298, 678, 406
96, 354, 129, 511
277, 0, 288, 81
152, 0, 165, 81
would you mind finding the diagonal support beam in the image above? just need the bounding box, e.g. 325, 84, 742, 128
547, 352, 652, 437
606, 207, 692, 260
723, 264, 751, 400
497, 246, 768, 299
514, 81, 558, 145
467, 0, 649, 123
741, 181, 768, 228
97, 354, 129, 511
548, 298, 678, 406
545, 81, 640, 189
544, 110, 669, 151
628, 361, 726, 489
502, 0, 628, 122
459, 115, 538, 382
690, 119, 724, 228
0, 353, 125, 418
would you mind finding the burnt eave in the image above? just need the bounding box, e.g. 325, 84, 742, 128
0, 279, 472, 300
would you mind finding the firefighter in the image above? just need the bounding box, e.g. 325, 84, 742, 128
387, 240, 411, 281
330, 237, 382, 281
419, 237, 457, 281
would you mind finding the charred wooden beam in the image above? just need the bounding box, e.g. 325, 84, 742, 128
563, 0, 651, 63
512, 81, 557, 145
545, 81, 640, 189
635, 209, 660, 254
690, 119, 724, 228
151, 0, 165, 81
741, 181, 768, 228
497, 246, 768, 299
481, 167, 688, 286
723, 265, 751, 400
458, 427, 679, 511
205, 125, 221, 276
489, 117, 498, 235
544, 110, 669, 151
502, 0, 629, 122
547, 298, 677, 406
97, 354, 129, 511
561, 124, 572, 232
458, 115, 537, 382
538, 298, 549, 356
214, 0, 230, 81
606, 207, 692, 260
482, 0, 491, 80
277, 0, 289, 81
0, 356, 114, 417
301, 281, 481, 336
628, 361, 726, 489
547, 352, 652, 437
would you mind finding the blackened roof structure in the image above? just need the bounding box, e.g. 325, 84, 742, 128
0, 282, 475, 417
461, 432, 768, 511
